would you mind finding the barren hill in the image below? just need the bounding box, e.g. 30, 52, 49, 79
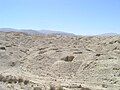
0, 31, 120, 90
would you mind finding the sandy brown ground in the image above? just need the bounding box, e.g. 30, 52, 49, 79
0, 32, 120, 90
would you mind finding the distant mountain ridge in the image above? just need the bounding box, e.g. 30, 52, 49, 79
0, 28, 75, 36
0, 28, 119, 36
97, 33, 119, 36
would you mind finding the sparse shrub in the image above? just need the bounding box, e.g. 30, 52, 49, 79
73, 51, 82, 54
10, 62, 16, 67
61, 56, 74, 62
6, 45, 12, 47
0, 47, 6, 50
49, 85, 64, 90
0, 74, 4, 81
24, 80, 29, 85
95, 54, 101, 57
39, 47, 46, 50
56, 50, 62, 52
51, 48, 58, 50
113, 67, 120, 70
33, 87, 42, 90
2, 77, 7, 82
86, 49, 92, 51
38, 50, 46, 54
109, 41, 114, 44
102, 84, 108, 88
9, 52, 13, 55
81, 87, 91, 90
57, 85, 64, 90
6, 75, 13, 83
108, 57, 115, 59
18, 77, 23, 83
12, 76, 17, 83
77, 85, 82, 88
7, 78, 13, 83
109, 40, 120, 44
50, 85, 55, 90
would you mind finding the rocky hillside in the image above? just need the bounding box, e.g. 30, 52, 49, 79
0, 32, 120, 90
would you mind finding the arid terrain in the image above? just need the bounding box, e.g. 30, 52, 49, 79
0, 31, 120, 90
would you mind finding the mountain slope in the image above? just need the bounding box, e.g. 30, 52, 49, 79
0, 28, 75, 36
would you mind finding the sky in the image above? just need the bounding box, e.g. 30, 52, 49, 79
0, 0, 120, 35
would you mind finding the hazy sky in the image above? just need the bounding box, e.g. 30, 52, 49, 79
0, 0, 120, 35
